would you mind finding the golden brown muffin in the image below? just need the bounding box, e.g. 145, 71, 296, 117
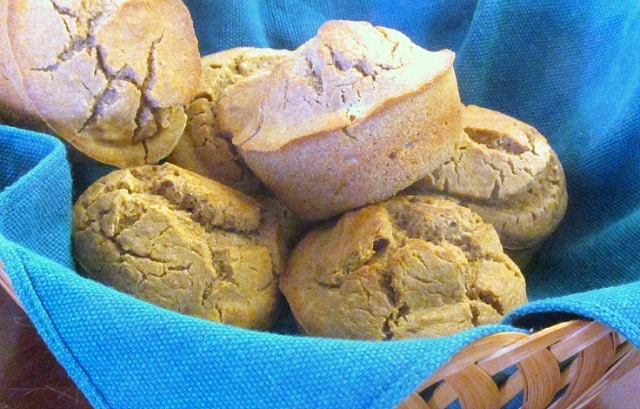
218, 20, 465, 222
6, 0, 201, 168
405, 105, 568, 266
72, 162, 286, 330
279, 195, 527, 340
0, 0, 47, 131
167, 47, 292, 195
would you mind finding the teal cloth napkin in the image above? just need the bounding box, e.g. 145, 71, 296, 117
1, 1, 639, 408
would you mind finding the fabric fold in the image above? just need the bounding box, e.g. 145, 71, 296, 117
1, 1, 639, 408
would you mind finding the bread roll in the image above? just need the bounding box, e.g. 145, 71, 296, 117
168, 47, 292, 195
280, 195, 527, 340
5, 0, 201, 168
72, 162, 287, 330
0, 0, 47, 131
219, 20, 464, 222
405, 105, 568, 266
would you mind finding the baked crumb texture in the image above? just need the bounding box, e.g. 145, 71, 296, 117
72, 163, 285, 330
406, 105, 567, 266
168, 47, 292, 195
219, 20, 464, 222
6, 0, 201, 168
280, 195, 527, 340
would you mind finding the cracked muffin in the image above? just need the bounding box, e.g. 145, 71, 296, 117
5, 0, 201, 168
405, 105, 567, 266
72, 162, 287, 330
279, 195, 527, 340
218, 20, 464, 222
0, 0, 48, 131
168, 47, 292, 195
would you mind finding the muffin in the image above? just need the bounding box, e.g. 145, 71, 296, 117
167, 47, 292, 195
279, 195, 527, 340
72, 162, 286, 330
0, 0, 47, 131
5, 0, 201, 168
218, 20, 465, 222
405, 105, 567, 266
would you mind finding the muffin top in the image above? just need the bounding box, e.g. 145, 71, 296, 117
72, 162, 286, 329
168, 47, 291, 194
7, 0, 201, 167
406, 105, 568, 252
220, 19, 455, 152
280, 195, 527, 340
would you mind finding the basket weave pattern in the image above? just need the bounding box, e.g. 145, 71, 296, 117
398, 320, 640, 409
2, 264, 638, 409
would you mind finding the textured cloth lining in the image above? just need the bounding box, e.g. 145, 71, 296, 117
1, 1, 639, 408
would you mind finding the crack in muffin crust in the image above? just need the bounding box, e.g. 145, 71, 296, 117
7, 0, 201, 167
72, 163, 286, 329
280, 195, 527, 340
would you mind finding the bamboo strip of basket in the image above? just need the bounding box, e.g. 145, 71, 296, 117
398, 320, 640, 409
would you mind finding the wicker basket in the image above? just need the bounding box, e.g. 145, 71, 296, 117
2, 263, 638, 409
397, 320, 640, 409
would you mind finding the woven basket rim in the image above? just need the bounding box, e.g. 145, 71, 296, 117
1, 263, 638, 408
398, 320, 640, 409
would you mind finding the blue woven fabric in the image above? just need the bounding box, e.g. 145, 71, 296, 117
1, 1, 639, 408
